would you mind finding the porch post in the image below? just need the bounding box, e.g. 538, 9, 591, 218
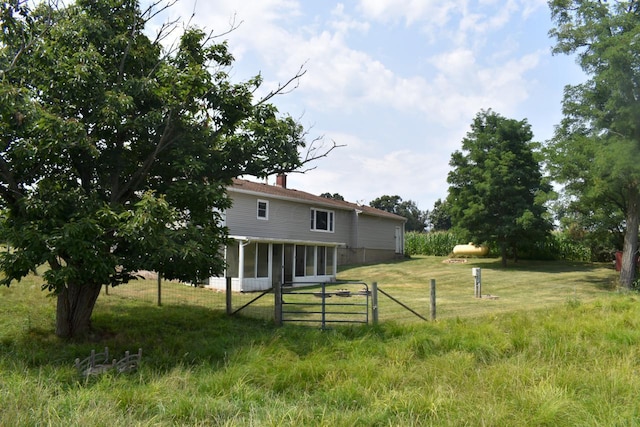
267, 243, 273, 284
238, 242, 245, 286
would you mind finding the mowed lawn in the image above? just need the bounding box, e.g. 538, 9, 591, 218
337, 255, 616, 322
2, 256, 640, 426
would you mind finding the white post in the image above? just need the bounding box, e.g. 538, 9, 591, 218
313, 246, 318, 277
472, 268, 482, 298
267, 243, 273, 285
238, 242, 245, 286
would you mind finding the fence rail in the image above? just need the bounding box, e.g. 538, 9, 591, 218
278, 281, 370, 329
104, 275, 436, 326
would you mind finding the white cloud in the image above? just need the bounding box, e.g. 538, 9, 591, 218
329, 4, 370, 35
356, 0, 460, 27
153, 0, 545, 128
289, 139, 450, 208
143, 0, 567, 209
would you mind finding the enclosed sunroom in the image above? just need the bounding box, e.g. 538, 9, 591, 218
207, 237, 343, 292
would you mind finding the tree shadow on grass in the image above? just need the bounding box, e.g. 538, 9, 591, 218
461, 258, 618, 292
93, 304, 280, 367
4, 294, 388, 387
463, 258, 613, 273
339, 255, 614, 277
3, 302, 313, 381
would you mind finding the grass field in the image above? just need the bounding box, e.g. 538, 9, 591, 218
2, 256, 639, 426
338, 256, 616, 322
106, 256, 617, 324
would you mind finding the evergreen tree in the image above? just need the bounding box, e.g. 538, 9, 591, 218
447, 110, 552, 266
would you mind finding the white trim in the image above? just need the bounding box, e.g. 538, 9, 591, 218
229, 235, 345, 247
209, 238, 341, 292
256, 199, 269, 220
310, 208, 335, 233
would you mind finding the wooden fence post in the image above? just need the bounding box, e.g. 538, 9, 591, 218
157, 273, 162, 307
371, 281, 379, 325
430, 279, 436, 321
226, 277, 232, 315
321, 282, 327, 329
274, 280, 282, 326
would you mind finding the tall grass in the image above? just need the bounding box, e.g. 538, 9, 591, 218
1, 259, 637, 425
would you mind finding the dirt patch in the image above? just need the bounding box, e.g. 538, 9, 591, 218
442, 258, 468, 264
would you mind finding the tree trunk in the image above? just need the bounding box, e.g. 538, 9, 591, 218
500, 242, 508, 267
620, 185, 639, 289
56, 283, 103, 338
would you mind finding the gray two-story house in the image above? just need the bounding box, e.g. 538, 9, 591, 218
207, 175, 407, 292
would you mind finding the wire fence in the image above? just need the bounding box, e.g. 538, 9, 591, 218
104, 272, 274, 321
104, 273, 433, 327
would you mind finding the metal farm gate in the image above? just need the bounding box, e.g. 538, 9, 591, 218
223, 279, 435, 327
275, 281, 370, 329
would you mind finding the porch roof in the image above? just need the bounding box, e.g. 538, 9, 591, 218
229, 235, 346, 247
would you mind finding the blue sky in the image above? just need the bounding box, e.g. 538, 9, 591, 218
151, 0, 586, 211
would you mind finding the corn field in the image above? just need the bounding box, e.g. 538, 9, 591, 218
405, 230, 595, 262
404, 231, 465, 256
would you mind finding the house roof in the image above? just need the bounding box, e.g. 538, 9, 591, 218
230, 178, 407, 222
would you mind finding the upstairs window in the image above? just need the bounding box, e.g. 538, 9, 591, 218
257, 200, 269, 220
310, 208, 334, 232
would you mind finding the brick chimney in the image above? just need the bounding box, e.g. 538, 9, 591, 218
276, 173, 287, 188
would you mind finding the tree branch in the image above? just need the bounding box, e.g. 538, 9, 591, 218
255, 63, 308, 106
113, 110, 176, 203
141, 0, 179, 23
291, 136, 345, 174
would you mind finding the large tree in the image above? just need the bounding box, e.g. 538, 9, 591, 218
0, 0, 332, 338
369, 195, 427, 232
427, 198, 452, 231
447, 110, 553, 267
547, 0, 640, 288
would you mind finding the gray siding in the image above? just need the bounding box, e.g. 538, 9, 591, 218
226, 192, 352, 245
356, 214, 403, 250
338, 248, 403, 265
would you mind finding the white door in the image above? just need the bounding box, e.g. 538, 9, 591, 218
395, 226, 403, 254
